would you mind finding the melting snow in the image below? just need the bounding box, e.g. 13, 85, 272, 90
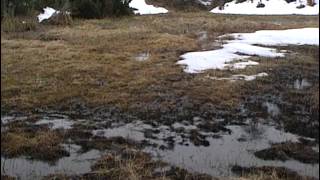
38, 7, 59, 23
129, 0, 168, 15
211, 0, 319, 15
178, 28, 319, 73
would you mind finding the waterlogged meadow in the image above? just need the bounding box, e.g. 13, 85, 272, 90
1, 0, 319, 179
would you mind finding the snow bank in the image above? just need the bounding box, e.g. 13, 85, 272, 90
129, 0, 168, 15
178, 28, 319, 73
38, 7, 59, 23
211, 0, 319, 15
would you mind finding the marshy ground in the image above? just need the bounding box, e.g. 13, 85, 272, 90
1, 12, 319, 180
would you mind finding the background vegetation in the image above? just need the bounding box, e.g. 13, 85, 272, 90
1, 0, 133, 18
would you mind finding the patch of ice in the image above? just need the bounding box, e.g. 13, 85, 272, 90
38, 7, 59, 23
178, 28, 319, 73
234, 73, 268, 81
211, 0, 319, 15
208, 72, 268, 82
294, 78, 312, 90
129, 0, 168, 15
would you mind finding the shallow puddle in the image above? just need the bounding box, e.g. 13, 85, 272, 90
1, 115, 319, 179
35, 114, 74, 130
147, 124, 319, 178
91, 120, 318, 178
1, 144, 103, 180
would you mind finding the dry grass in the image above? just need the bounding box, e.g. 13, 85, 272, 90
1, 12, 319, 113
1, 129, 68, 161
90, 151, 159, 179
1, 17, 38, 33
1, 175, 16, 180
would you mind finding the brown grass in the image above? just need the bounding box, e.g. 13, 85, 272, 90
1, 12, 319, 113
1, 129, 68, 161
1, 175, 16, 180
1, 16, 37, 33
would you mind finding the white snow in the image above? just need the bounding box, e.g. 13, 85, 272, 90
226, 60, 260, 69
230, 28, 319, 46
211, 0, 319, 15
38, 7, 59, 23
129, 0, 168, 15
198, 0, 212, 6
178, 28, 319, 73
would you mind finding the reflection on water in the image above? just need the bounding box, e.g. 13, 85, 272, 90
147, 124, 318, 178
1, 144, 103, 180
1, 115, 318, 179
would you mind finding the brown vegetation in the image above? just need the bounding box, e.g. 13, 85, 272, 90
1, 128, 68, 161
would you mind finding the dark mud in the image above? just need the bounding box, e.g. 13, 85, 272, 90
241, 46, 319, 140
254, 142, 319, 164
232, 165, 318, 180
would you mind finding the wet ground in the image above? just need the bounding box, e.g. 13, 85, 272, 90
1, 26, 319, 179
1, 49, 319, 179
1, 103, 319, 179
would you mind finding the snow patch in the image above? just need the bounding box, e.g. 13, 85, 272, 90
129, 0, 168, 15
198, 0, 212, 6
38, 7, 59, 23
211, 0, 319, 15
178, 28, 319, 73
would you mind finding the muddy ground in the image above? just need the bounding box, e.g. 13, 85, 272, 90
1, 12, 319, 180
